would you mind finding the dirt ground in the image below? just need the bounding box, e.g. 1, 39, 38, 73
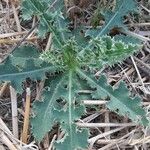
0, 0, 150, 149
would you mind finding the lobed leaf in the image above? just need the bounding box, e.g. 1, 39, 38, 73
31, 74, 67, 141
1, 1, 147, 150
32, 71, 89, 149
107, 82, 149, 126
21, 0, 67, 41
55, 125, 88, 150
0, 46, 58, 92
77, 69, 149, 126
86, 0, 138, 37
79, 36, 140, 69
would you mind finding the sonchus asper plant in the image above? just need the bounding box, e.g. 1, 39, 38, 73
0, 0, 149, 149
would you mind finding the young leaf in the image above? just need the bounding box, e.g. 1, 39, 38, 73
78, 36, 140, 69
86, 0, 138, 37
90, 36, 140, 66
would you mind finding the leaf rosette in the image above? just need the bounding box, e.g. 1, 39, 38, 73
0, 0, 149, 150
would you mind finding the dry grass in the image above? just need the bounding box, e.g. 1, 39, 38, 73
0, 0, 150, 149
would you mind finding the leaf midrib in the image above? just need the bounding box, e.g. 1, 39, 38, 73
43, 75, 65, 124
98, 0, 124, 36
0, 66, 55, 79
68, 70, 73, 149
77, 69, 139, 117
29, 0, 63, 47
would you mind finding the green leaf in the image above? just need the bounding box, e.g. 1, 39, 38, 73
56, 71, 88, 150
91, 36, 140, 66
31, 71, 89, 149
21, 0, 63, 20
10, 45, 42, 67
114, 35, 141, 44
72, 28, 89, 49
86, 0, 138, 37
21, 0, 66, 43
55, 125, 88, 150
31, 74, 67, 141
107, 82, 149, 126
78, 36, 140, 69
77, 69, 149, 126
53, 16, 71, 49
0, 46, 58, 92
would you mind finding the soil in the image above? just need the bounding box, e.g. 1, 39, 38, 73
0, 0, 150, 149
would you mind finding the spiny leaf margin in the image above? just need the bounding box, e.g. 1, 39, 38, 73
77, 69, 149, 126
86, 0, 138, 37
0, 46, 58, 92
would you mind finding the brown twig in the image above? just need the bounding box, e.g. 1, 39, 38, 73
11, 0, 22, 32
22, 88, 31, 143
10, 86, 18, 139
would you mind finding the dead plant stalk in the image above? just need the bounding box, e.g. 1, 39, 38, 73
10, 86, 19, 139
22, 88, 31, 143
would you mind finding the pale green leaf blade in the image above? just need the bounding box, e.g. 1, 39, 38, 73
21, 0, 62, 20
79, 36, 140, 70
114, 35, 141, 44
10, 45, 43, 67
